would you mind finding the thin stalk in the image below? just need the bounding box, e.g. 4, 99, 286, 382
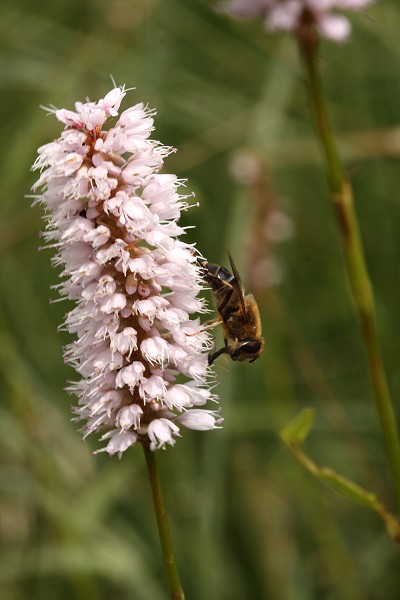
142, 443, 186, 600
298, 30, 400, 509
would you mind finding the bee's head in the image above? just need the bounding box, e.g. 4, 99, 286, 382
231, 338, 264, 363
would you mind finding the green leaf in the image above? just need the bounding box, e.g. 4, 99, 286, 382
316, 468, 378, 509
280, 408, 315, 445
281, 410, 400, 543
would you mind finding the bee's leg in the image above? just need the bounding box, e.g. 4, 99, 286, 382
208, 345, 232, 365
185, 317, 223, 336
201, 317, 223, 331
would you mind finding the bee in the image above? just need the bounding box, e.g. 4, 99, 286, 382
200, 252, 264, 365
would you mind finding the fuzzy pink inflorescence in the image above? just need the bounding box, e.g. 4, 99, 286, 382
32, 86, 221, 457
219, 0, 375, 42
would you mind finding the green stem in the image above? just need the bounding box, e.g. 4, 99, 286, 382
298, 31, 400, 509
142, 443, 186, 600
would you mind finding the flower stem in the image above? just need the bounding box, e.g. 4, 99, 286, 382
142, 443, 186, 600
298, 31, 400, 509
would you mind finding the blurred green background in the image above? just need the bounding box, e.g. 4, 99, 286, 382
1, 0, 400, 598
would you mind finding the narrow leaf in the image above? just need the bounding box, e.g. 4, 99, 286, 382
280, 408, 315, 445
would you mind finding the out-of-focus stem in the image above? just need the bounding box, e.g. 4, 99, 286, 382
298, 31, 400, 509
142, 443, 186, 600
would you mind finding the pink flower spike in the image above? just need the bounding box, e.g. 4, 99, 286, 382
219, 0, 376, 42
32, 86, 220, 456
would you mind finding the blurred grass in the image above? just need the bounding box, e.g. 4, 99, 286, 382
1, 0, 400, 598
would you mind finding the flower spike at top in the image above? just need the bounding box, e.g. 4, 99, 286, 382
219, 0, 375, 42
32, 86, 222, 457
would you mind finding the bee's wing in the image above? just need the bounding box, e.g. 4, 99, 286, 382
227, 250, 247, 317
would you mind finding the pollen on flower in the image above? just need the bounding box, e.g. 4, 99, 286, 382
32, 85, 222, 457
218, 0, 376, 42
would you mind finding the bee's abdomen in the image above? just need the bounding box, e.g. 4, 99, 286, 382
204, 262, 234, 288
